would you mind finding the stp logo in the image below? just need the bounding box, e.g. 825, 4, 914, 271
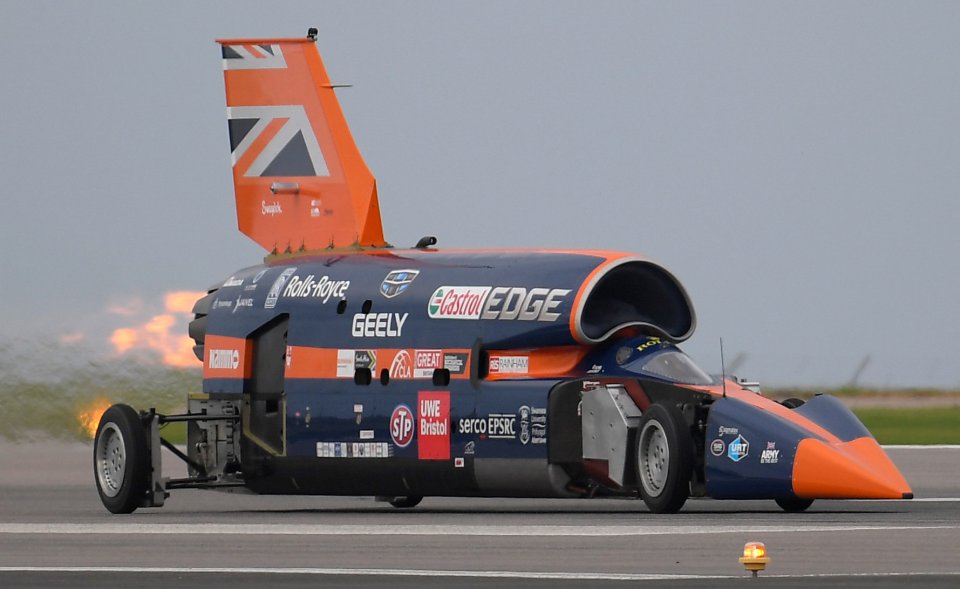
390, 404, 414, 448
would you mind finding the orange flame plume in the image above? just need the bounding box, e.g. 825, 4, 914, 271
109, 290, 206, 367
77, 396, 113, 439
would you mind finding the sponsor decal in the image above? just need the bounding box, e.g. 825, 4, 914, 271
283, 274, 350, 303
208, 348, 240, 370
760, 441, 780, 464
727, 434, 749, 462
390, 350, 413, 379
308, 199, 332, 218
261, 200, 283, 216
316, 442, 392, 458
285, 345, 292, 368
457, 413, 517, 440
265, 267, 296, 309
212, 298, 233, 310
414, 349, 443, 379
418, 391, 450, 460
336, 350, 355, 378
354, 350, 377, 370
359, 430, 375, 440
463, 441, 476, 455
587, 364, 603, 374
710, 439, 725, 457
518, 405, 531, 445
454, 457, 465, 468
352, 312, 408, 338
427, 286, 571, 322
428, 286, 490, 319
336, 350, 376, 377
232, 296, 253, 313
636, 337, 662, 353
718, 426, 739, 436
443, 352, 468, 375
252, 269, 267, 283
380, 269, 420, 299
530, 406, 547, 444
389, 404, 415, 448
222, 276, 243, 287
490, 355, 529, 375
482, 287, 570, 321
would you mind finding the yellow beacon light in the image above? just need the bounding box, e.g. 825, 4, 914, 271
739, 541, 770, 577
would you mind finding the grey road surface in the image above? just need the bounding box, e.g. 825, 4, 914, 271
0, 442, 957, 588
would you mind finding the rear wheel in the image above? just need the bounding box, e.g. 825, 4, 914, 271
776, 497, 814, 512
635, 403, 693, 514
94, 404, 149, 514
389, 495, 423, 509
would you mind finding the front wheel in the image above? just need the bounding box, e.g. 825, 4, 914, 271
635, 403, 693, 514
93, 404, 149, 514
776, 497, 814, 512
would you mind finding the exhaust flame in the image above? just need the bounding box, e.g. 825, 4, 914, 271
109, 290, 206, 368
77, 396, 113, 439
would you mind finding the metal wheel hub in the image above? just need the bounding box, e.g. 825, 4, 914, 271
638, 420, 669, 497
96, 423, 126, 497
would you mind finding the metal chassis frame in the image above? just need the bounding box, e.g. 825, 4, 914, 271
139, 408, 243, 508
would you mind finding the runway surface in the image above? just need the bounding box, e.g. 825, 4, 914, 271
1, 441, 958, 588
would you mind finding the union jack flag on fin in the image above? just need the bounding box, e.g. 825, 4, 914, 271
221, 44, 288, 70
217, 32, 385, 252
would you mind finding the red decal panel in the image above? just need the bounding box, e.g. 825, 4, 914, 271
417, 391, 450, 460
203, 335, 252, 379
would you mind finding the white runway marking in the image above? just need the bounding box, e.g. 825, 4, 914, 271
849, 497, 960, 502
0, 566, 722, 581
0, 522, 957, 537
0, 566, 958, 581
883, 445, 960, 449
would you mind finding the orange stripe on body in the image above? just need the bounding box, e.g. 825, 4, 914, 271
566, 252, 641, 344
695, 383, 842, 444
486, 346, 588, 381
286, 346, 472, 380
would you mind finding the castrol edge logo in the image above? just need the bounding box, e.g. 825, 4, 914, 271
428, 286, 490, 319
427, 286, 571, 322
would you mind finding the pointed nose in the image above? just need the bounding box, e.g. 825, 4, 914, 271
793, 437, 913, 499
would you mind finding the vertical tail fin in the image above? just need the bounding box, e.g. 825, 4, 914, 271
217, 31, 385, 253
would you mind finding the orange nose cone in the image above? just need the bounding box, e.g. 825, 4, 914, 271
793, 437, 913, 499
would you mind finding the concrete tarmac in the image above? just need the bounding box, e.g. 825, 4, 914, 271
0, 441, 957, 588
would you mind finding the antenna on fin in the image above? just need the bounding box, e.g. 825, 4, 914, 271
720, 337, 727, 398
217, 32, 386, 252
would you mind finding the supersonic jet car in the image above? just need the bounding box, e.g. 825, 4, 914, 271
93, 29, 912, 514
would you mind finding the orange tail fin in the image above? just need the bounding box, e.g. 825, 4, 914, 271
217, 30, 385, 253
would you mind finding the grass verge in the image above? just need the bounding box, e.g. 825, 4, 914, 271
852, 406, 960, 445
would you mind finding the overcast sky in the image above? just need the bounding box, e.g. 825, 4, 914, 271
1, 1, 958, 387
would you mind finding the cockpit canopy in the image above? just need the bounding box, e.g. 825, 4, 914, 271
614, 337, 714, 386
